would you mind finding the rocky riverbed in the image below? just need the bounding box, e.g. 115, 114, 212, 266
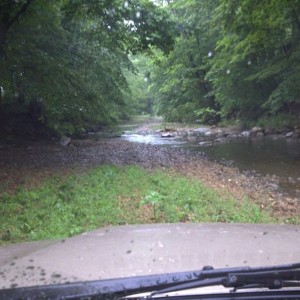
0, 123, 299, 223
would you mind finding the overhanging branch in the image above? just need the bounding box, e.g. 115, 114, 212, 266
6, 0, 33, 30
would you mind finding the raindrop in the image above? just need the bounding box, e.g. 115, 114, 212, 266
124, 1, 129, 8
208, 51, 213, 57
144, 77, 148, 82
136, 10, 141, 18
51, 273, 62, 279
247, 60, 251, 65
107, 25, 111, 30
0, 86, 5, 96
226, 69, 231, 74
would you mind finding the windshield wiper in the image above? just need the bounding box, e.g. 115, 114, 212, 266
1, 263, 300, 300
147, 263, 300, 298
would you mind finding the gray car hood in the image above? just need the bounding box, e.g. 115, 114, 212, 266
0, 223, 300, 289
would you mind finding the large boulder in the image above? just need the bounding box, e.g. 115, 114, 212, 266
250, 126, 264, 137
59, 136, 72, 147
293, 127, 300, 138
251, 126, 263, 133
241, 131, 250, 138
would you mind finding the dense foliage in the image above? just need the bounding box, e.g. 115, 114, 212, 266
149, 0, 300, 127
1, 0, 299, 136
123, 55, 154, 116
0, 0, 174, 135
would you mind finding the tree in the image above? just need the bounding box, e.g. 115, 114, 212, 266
148, 0, 300, 127
149, 0, 220, 123
207, 0, 300, 124
0, 0, 32, 55
123, 55, 154, 117
0, 0, 175, 136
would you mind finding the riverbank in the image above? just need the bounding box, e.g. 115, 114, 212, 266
116, 118, 300, 221
0, 129, 299, 229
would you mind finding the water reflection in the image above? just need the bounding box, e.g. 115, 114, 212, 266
200, 138, 300, 180
120, 124, 300, 196
122, 133, 184, 146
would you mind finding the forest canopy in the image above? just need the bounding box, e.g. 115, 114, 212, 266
0, 0, 174, 136
147, 0, 300, 127
0, 0, 299, 137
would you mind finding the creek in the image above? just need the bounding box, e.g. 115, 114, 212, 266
119, 119, 300, 198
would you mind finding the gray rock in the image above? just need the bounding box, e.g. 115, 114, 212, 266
241, 131, 250, 138
161, 132, 175, 138
228, 133, 239, 138
204, 131, 212, 137
194, 127, 211, 134
216, 131, 224, 138
186, 136, 197, 142
268, 183, 279, 190
199, 141, 213, 146
187, 131, 199, 137
286, 132, 294, 138
214, 138, 227, 144
293, 127, 300, 138
251, 126, 263, 133
59, 136, 72, 147
276, 127, 290, 134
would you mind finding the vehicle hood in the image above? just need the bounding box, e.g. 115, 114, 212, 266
1, 223, 300, 289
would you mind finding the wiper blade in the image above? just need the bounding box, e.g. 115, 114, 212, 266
227, 269, 300, 291
1, 263, 300, 300
148, 263, 300, 298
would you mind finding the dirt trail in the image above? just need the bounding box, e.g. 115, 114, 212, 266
0, 125, 299, 223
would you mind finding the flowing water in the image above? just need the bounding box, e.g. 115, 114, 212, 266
119, 119, 300, 197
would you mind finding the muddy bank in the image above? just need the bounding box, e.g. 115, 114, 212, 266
0, 134, 299, 223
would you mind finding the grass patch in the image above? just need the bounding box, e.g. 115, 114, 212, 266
0, 165, 273, 244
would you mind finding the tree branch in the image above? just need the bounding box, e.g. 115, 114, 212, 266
6, 0, 33, 30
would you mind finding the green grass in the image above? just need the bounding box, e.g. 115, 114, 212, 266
0, 165, 273, 244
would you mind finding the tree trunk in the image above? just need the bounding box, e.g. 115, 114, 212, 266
0, 22, 7, 59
